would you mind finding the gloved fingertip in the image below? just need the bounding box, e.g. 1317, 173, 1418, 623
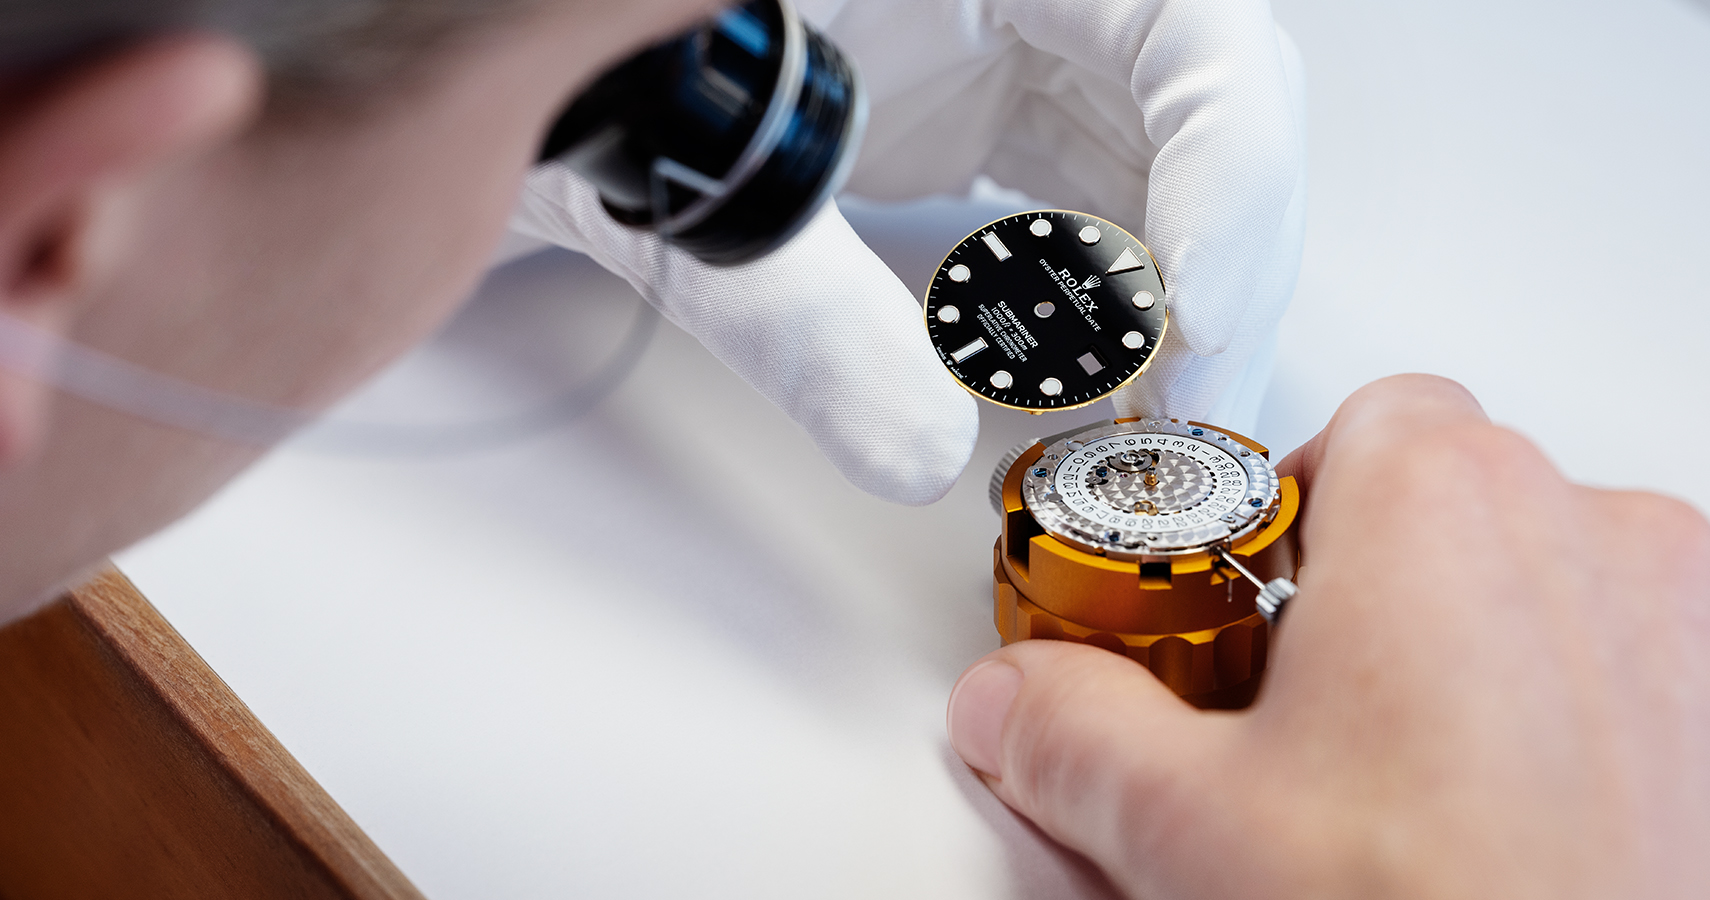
1176, 313, 1236, 358
841, 389, 979, 506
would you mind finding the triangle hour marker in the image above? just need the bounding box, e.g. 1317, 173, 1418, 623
1106, 247, 1144, 274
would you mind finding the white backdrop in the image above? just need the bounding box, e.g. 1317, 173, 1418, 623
117, 1, 1710, 897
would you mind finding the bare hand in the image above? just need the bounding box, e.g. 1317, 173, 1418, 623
947, 374, 1710, 899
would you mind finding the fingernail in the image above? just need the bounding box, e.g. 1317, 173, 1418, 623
947, 658, 1024, 777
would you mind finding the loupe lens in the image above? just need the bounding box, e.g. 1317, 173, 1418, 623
538, 0, 865, 266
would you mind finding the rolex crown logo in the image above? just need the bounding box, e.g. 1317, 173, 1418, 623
1082, 275, 1103, 291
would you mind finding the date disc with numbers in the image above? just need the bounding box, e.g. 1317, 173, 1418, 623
1020, 419, 1283, 558
924, 210, 1168, 411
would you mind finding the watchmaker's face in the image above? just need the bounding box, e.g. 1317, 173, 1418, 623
78, 0, 723, 413
0, 0, 723, 618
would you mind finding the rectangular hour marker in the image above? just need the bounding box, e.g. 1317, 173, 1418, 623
980, 232, 1012, 261
950, 337, 989, 363
1077, 347, 1107, 375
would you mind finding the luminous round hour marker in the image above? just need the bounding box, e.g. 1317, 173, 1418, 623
1078, 225, 1102, 245
937, 305, 961, 323
1040, 377, 1063, 396
1033, 301, 1055, 318
990, 370, 1014, 389
1131, 290, 1155, 310
1122, 330, 1145, 349
948, 264, 971, 282
1030, 219, 1053, 237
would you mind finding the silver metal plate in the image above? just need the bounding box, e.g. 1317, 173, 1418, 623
1020, 419, 1281, 559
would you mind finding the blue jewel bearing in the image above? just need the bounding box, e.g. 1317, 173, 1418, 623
924, 211, 1168, 412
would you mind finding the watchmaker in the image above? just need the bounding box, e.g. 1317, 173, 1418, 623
0, 1, 1703, 898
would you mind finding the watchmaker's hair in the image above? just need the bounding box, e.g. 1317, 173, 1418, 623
0, 0, 533, 102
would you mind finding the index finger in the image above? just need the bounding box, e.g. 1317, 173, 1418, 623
1278, 374, 1487, 491
989, 0, 1303, 356
1274, 374, 1489, 555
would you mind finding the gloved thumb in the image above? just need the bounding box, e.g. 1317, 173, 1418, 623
947, 640, 1230, 894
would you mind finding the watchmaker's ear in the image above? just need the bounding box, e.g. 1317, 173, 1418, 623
0, 33, 261, 464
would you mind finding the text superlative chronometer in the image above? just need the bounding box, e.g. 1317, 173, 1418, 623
924, 211, 1301, 708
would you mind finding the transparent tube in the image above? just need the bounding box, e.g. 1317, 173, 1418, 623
0, 299, 658, 456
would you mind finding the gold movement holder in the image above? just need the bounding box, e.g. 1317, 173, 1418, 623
993, 421, 1300, 708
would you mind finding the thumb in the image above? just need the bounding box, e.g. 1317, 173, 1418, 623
947, 640, 1231, 894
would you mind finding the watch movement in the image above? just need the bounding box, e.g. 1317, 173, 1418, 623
989, 418, 1298, 708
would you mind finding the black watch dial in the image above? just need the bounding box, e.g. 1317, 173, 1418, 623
924, 210, 1168, 411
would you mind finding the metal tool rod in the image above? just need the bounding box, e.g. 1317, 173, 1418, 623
1215, 548, 1262, 586
1214, 547, 1298, 625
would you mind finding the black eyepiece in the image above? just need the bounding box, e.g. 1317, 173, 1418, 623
539, 0, 866, 266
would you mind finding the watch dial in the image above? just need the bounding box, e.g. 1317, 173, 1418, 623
924, 211, 1168, 411
1021, 420, 1281, 557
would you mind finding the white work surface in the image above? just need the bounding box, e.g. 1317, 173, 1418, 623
118, 1, 1710, 897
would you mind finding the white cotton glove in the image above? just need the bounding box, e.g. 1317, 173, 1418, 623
511, 169, 979, 505
802, 0, 1308, 436
512, 0, 1305, 503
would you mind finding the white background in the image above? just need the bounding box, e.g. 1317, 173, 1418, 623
117, 1, 1710, 897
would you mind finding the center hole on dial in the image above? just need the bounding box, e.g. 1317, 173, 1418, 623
1033, 301, 1055, 318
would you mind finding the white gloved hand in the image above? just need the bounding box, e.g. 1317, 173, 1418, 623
512, 0, 1306, 505
805, 0, 1308, 435
511, 170, 979, 505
